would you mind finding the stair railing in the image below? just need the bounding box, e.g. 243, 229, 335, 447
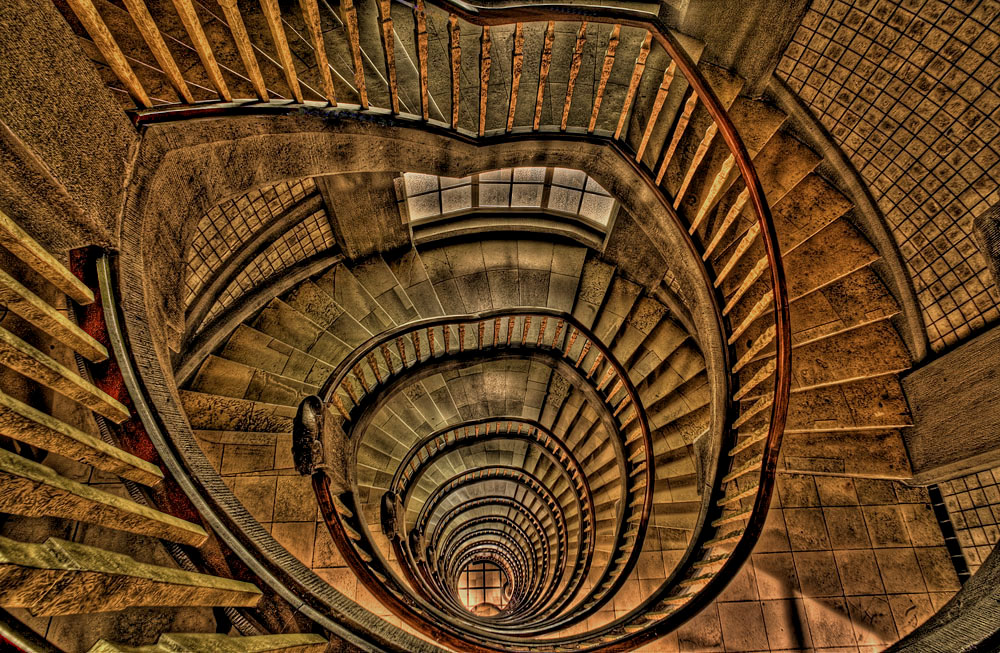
67, 0, 792, 648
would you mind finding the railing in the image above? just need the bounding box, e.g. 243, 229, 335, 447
309, 308, 653, 646
388, 417, 591, 621
65, 0, 792, 649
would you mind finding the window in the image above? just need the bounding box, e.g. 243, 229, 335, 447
457, 561, 508, 613
402, 167, 616, 227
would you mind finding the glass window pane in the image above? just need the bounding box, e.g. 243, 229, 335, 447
485, 587, 501, 606
548, 186, 582, 214
552, 167, 586, 189
585, 176, 610, 194
513, 167, 546, 182
441, 185, 472, 213
511, 183, 543, 207
480, 182, 510, 207
407, 193, 440, 221
480, 168, 512, 182
579, 192, 616, 224
440, 175, 471, 189
403, 173, 438, 196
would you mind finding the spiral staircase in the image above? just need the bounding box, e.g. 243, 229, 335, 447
0, 0, 929, 651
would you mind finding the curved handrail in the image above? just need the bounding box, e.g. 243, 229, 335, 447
389, 417, 594, 620
311, 308, 654, 644
79, 0, 794, 648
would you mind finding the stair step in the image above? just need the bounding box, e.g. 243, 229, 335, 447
711, 509, 751, 527
0, 268, 107, 362
703, 528, 744, 549
692, 554, 728, 568
0, 448, 206, 546
88, 633, 328, 653
718, 483, 759, 507
0, 325, 129, 422
721, 454, 763, 483
0, 209, 94, 305
0, 389, 161, 485
728, 427, 769, 457
0, 536, 260, 615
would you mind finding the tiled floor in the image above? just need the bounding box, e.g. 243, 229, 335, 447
646, 474, 961, 652
939, 466, 1000, 573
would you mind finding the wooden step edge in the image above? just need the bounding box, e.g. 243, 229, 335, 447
0, 390, 161, 485
0, 209, 94, 305
0, 448, 206, 547
0, 535, 261, 616
0, 268, 107, 362
0, 326, 129, 422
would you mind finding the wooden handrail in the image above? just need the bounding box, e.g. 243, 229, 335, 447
71, 0, 793, 648
310, 308, 654, 640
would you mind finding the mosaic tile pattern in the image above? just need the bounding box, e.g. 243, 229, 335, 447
185, 179, 316, 306
207, 209, 337, 322
939, 467, 1000, 574
777, 0, 1000, 350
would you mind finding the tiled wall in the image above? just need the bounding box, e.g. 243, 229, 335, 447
184, 178, 316, 307
777, 0, 1000, 350
939, 466, 1000, 573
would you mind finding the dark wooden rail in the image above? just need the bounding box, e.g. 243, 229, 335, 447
65, 0, 793, 649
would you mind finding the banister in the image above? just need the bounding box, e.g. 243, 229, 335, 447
79, 0, 793, 648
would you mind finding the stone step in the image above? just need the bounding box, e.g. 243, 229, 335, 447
0, 208, 94, 305
88, 633, 328, 653
680, 98, 787, 238
732, 266, 900, 365
0, 325, 129, 422
0, 447, 207, 546
0, 267, 107, 362
738, 317, 910, 396
591, 275, 642, 349
647, 374, 710, 431
385, 248, 446, 318
702, 128, 821, 262
219, 324, 333, 388
626, 316, 690, 385
572, 258, 616, 329
189, 355, 316, 408
252, 298, 355, 368
723, 216, 881, 336
350, 255, 420, 326
778, 429, 912, 479
660, 64, 744, 201
180, 390, 294, 434
637, 342, 706, 408
609, 296, 669, 367
0, 536, 261, 616
311, 263, 395, 334
0, 389, 162, 485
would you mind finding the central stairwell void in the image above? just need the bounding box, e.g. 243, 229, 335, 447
38, 0, 919, 650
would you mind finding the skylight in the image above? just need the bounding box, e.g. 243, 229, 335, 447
402, 167, 616, 227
